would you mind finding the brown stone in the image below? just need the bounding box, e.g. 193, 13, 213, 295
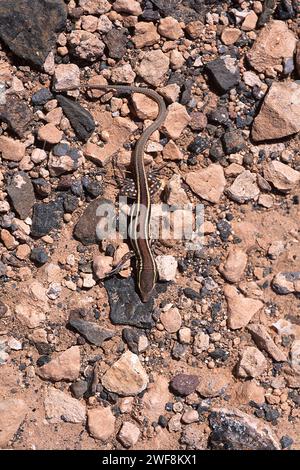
162, 102, 190, 139
220, 246, 248, 283
247, 323, 287, 362
0, 399, 27, 448
237, 346, 268, 378
227, 171, 260, 203
37, 346, 81, 381
185, 164, 226, 204
132, 22, 159, 48
38, 123, 63, 144
241, 11, 258, 31
137, 50, 169, 86
131, 93, 159, 120
54, 63, 80, 91
163, 140, 184, 161
142, 375, 171, 422
247, 20, 297, 74
224, 285, 263, 330
68, 30, 105, 61
0, 229, 17, 250
113, 0, 142, 16
87, 407, 115, 442
263, 160, 300, 193
44, 387, 86, 423
164, 174, 188, 206
197, 368, 231, 398
79, 0, 111, 15
111, 63, 136, 84
185, 21, 205, 39
233, 380, 265, 405
15, 303, 46, 329
160, 307, 182, 333
221, 27, 241, 45
181, 409, 199, 424
93, 255, 113, 279
158, 83, 180, 103
101, 351, 148, 396
252, 82, 300, 141
158, 17, 184, 40
0, 136, 26, 161
118, 421, 140, 448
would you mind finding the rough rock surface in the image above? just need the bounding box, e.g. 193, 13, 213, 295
37, 346, 81, 382
7, 172, 35, 219
0, 0, 67, 66
44, 387, 86, 423
247, 21, 297, 74
252, 82, 300, 141
56, 95, 95, 141
247, 324, 287, 362
185, 164, 226, 203
101, 351, 149, 396
263, 160, 300, 192
0, 399, 27, 447
224, 285, 264, 330
87, 407, 115, 442
209, 408, 281, 450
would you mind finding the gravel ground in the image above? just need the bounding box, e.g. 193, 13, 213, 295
0, 0, 300, 451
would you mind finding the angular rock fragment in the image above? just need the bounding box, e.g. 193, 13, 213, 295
56, 95, 95, 141
68, 317, 114, 346
252, 82, 300, 141
7, 172, 35, 219
0, 0, 67, 67
101, 351, 148, 396
247, 323, 287, 362
209, 407, 280, 450
44, 387, 86, 423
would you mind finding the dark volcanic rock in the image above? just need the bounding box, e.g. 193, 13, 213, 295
104, 28, 128, 60
0, 0, 67, 67
150, 0, 207, 22
7, 172, 35, 219
31, 199, 64, 237
63, 194, 79, 213
104, 276, 155, 329
187, 136, 209, 155
32, 88, 53, 106
183, 288, 201, 301
73, 198, 115, 245
280, 435, 294, 449
52, 142, 69, 156
208, 107, 229, 125
68, 317, 115, 346
56, 95, 95, 142
122, 328, 145, 354
70, 380, 89, 399
170, 374, 199, 396
30, 247, 49, 266
217, 220, 232, 242
32, 178, 52, 198
222, 130, 246, 154
0, 94, 33, 137
209, 408, 281, 450
205, 58, 239, 94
